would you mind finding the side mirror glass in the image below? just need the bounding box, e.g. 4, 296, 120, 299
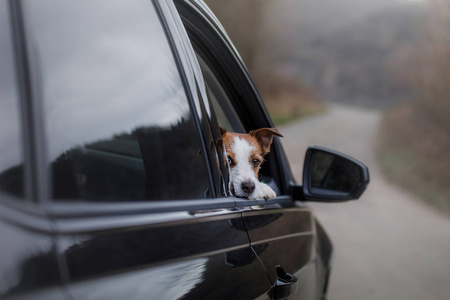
302, 146, 369, 201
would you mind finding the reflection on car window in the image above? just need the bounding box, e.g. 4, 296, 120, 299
196, 54, 245, 133
23, 0, 209, 201
0, 2, 24, 198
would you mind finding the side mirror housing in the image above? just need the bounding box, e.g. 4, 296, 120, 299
301, 146, 369, 202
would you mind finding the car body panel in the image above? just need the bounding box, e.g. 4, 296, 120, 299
55, 207, 270, 300
238, 201, 320, 300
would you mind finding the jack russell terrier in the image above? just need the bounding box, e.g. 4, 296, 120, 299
220, 127, 283, 200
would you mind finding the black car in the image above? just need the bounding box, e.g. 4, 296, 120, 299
0, 0, 369, 299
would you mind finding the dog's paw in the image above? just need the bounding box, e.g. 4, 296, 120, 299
247, 182, 277, 200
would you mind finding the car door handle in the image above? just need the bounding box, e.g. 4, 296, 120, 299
268, 265, 298, 300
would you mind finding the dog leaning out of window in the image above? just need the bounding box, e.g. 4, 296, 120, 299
220, 127, 283, 200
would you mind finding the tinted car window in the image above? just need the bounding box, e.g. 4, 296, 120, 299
23, 0, 209, 201
196, 54, 245, 133
0, 2, 24, 198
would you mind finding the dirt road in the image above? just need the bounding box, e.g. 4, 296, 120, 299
279, 105, 450, 300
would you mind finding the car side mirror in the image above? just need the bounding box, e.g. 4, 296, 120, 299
302, 146, 369, 201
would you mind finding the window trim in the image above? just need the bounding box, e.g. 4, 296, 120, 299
7, 0, 35, 204
46, 198, 237, 219
11, 0, 52, 206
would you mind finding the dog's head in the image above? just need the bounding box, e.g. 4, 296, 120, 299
220, 127, 283, 198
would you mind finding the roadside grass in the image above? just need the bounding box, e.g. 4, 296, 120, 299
261, 87, 327, 126
269, 105, 327, 126
255, 70, 326, 126
376, 104, 450, 215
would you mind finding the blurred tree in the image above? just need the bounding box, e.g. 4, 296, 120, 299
378, 0, 450, 214
204, 0, 323, 124
416, 0, 450, 130
204, 0, 269, 74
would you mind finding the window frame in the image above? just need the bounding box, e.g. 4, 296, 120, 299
0, 0, 54, 257
11, 0, 51, 207
2, 0, 38, 209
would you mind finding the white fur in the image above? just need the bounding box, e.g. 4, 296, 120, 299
229, 136, 276, 200
247, 181, 277, 200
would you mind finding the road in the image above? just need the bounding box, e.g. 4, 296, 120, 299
279, 105, 450, 300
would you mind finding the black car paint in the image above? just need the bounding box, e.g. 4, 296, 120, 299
58, 207, 270, 300
0, 204, 62, 298
0, 0, 355, 299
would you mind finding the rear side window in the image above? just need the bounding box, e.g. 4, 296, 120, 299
23, 0, 209, 201
0, 2, 24, 199
196, 54, 245, 133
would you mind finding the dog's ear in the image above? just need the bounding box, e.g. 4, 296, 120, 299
249, 128, 283, 155
219, 126, 227, 136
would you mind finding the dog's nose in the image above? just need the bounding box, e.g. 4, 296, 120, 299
241, 181, 255, 194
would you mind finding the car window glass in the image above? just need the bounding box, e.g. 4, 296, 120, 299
196, 54, 245, 133
0, 2, 25, 199
23, 0, 210, 201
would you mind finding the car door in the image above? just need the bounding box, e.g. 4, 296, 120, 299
173, 1, 328, 299
18, 0, 271, 299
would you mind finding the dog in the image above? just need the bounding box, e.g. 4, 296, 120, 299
220, 127, 283, 200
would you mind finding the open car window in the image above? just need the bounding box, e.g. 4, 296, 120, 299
173, 0, 284, 197
192, 46, 281, 197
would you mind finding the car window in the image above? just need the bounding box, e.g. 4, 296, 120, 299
22, 0, 210, 201
196, 54, 245, 133
0, 2, 25, 199
175, 1, 282, 195
193, 46, 281, 195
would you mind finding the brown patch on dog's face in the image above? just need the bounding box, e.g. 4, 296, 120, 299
249, 128, 283, 155
222, 131, 257, 169
220, 127, 282, 176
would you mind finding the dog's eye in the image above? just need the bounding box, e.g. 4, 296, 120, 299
227, 157, 233, 166
252, 159, 261, 167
